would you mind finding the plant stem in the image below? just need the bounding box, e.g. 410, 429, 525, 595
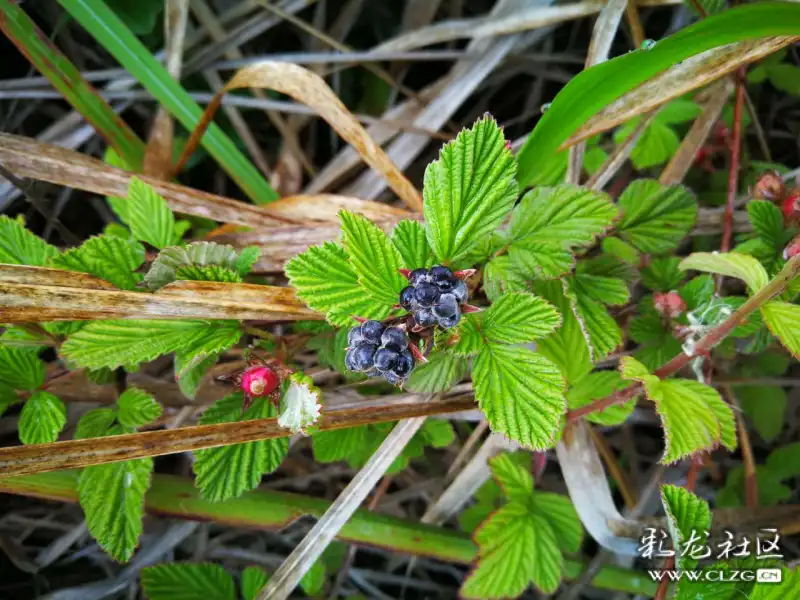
567, 255, 800, 422
721, 67, 746, 253
724, 386, 759, 509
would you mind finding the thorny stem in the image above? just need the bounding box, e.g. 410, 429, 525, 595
567, 255, 800, 422
721, 68, 746, 253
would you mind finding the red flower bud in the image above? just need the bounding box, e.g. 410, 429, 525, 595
782, 190, 800, 224
753, 170, 785, 202
653, 291, 686, 319
241, 365, 279, 397
784, 234, 800, 260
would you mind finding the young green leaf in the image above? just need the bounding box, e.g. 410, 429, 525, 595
339, 210, 406, 306
61, 319, 241, 370
447, 314, 485, 356
750, 566, 800, 600
680, 252, 769, 293
0, 345, 45, 390
532, 492, 583, 553
565, 277, 623, 361
391, 219, 435, 268
234, 246, 261, 276
79, 454, 153, 562
661, 484, 712, 570
620, 357, 736, 463
285, 242, 391, 327
736, 386, 786, 442
567, 371, 634, 427
174, 264, 242, 283
117, 387, 162, 429
761, 301, 800, 358
404, 349, 468, 392
312, 425, 370, 464
601, 236, 641, 265
193, 394, 288, 502
0, 385, 18, 418
0, 215, 59, 266
570, 273, 630, 306
615, 118, 680, 170
641, 256, 684, 291
140, 563, 236, 600
241, 566, 269, 600
616, 180, 696, 254
508, 240, 575, 280
75, 407, 117, 440
473, 344, 565, 449
748, 200, 785, 249
175, 351, 220, 400
481, 292, 561, 345
144, 241, 243, 290
423, 116, 518, 265
461, 503, 562, 598
482, 256, 528, 302
19, 391, 66, 445
50, 235, 145, 291
120, 177, 176, 249
488, 452, 534, 504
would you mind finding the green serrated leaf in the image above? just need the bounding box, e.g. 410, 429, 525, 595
601, 236, 641, 265
419, 418, 456, 448
140, 563, 236, 600
0, 215, 59, 266
473, 345, 565, 450
532, 492, 583, 554
617, 180, 696, 254
621, 357, 737, 463
391, 219, 435, 268
241, 566, 268, 600
767, 63, 800, 95
567, 371, 634, 426
0, 345, 45, 390
766, 442, 800, 480
50, 235, 145, 290
339, 210, 406, 306
79, 455, 153, 562
117, 387, 162, 429
679, 275, 715, 311
286, 242, 391, 327
175, 351, 220, 400
488, 452, 534, 503
482, 292, 561, 344
144, 242, 242, 289
565, 278, 622, 361
405, 349, 467, 392
174, 264, 242, 283
61, 319, 241, 370
508, 240, 575, 279
461, 504, 562, 598
312, 425, 370, 464
121, 178, 175, 249
19, 391, 66, 445
641, 256, 684, 291
680, 252, 769, 293
615, 118, 680, 170
661, 484, 712, 570
736, 386, 786, 442
761, 301, 800, 358
483, 256, 528, 302
75, 408, 117, 440
235, 246, 261, 276
446, 314, 484, 356
748, 200, 785, 249
571, 273, 630, 305
424, 116, 518, 264
193, 394, 288, 502
0, 384, 18, 418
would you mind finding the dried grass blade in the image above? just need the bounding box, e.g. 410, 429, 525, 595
174, 61, 423, 211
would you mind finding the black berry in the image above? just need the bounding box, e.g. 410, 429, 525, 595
381, 327, 407, 350
347, 326, 364, 346
437, 310, 461, 329
394, 351, 414, 378
349, 343, 377, 371
414, 309, 437, 327
414, 283, 440, 307
408, 268, 430, 285
429, 265, 452, 281
451, 279, 468, 303
399, 286, 415, 309
374, 347, 399, 370
360, 320, 384, 344
433, 293, 458, 319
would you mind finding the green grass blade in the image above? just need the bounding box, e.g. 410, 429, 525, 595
56, 0, 278, 204
0, 471, 659, 596
0, 0, 145, 169
518, 2, 800, 187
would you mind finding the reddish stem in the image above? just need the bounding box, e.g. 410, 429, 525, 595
721, 68, 746, 253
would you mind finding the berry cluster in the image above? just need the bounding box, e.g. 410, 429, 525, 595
399, 266, 468, 330
345, 320, 415, 385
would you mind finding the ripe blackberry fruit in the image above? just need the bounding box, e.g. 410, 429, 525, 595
414, 283, 440, 307
360, 320, 385, 344
381, 327, 407, 351
399, 286, 415, 309
399, 265, 473, 330
345, 322, 416, 385
349, 344, 377, 371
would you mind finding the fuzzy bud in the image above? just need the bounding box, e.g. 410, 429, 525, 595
653, 291, 686, 319
784, 234, 800, 261
752, 170, 785, 202
241, 365, 279, 397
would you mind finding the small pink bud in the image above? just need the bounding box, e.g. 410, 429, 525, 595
783, 234, 800, 260
241, 366, 279, 397
653, 292, 686, 318
753, 170, 785, 202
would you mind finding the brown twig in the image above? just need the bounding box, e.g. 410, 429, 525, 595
567, 255, 800, 422
724, 386, 759, 509
588, 426, 638, 510
721, 67, 746, 253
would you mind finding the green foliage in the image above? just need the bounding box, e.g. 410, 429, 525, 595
144, 242, 255, 289
241, 566, 268, 600
0, 215, 59, 265
117, 388, 162, 429
75, 408, 117, 440
620, 357, 736, 463
761, 301, 800, 359
105, 0, 163, 35
61, 319, 241, 370
391, 219, 435, 268
423, 116, 517, 265
141, 563, 236, 600
339, 210, 407, 306
661, 484, 711, 569
736, 385, 786, 442
680, 251, 769, 293
405, 350, 468, 392
566, 371, 634, 426
750, 49, 800, 95
79, 453, 153, 562
615, 180, 697, 254
19, 391, 66, 445
0, 345, 45, 390
116, 178, 176, 249
50, 234, 145, 290
460, 452, 581, 598
480, 292, 561, 344
641, 256, 684, 291
193, 394, 288, 502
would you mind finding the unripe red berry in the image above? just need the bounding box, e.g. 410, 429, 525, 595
752, 170, 785, 202
782, 191, 800, 224
784, 234, 800, 260
653, 291, 686, 319
241, 366, 279, 397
